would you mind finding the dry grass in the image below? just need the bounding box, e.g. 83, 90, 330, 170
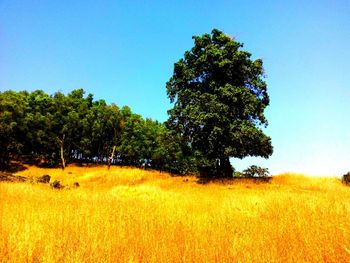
1, 166, 350, 262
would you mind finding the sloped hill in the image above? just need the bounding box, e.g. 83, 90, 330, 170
1, 166, 350, 262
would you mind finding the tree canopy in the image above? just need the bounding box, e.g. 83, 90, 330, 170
1, 29, 273, 177
0, 89, 195, 174
166, 29, 273, 177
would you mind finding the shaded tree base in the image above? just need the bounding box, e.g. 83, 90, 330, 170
198, 157, 233, 178
0, 160, 27, 173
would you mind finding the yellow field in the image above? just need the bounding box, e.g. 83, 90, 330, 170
1, 166, 350, 262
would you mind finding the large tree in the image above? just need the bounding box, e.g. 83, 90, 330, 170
166, 29, 273, 177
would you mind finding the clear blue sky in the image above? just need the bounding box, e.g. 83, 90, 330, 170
1, 0, 349, 176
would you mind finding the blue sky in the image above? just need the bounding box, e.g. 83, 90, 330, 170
1, 0, 349, 176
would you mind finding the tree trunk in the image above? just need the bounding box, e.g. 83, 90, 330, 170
60, 134, 66, 170
219, 157, 233, 178
108, 145, 116, 170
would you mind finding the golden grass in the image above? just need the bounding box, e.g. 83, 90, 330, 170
1, 166, 350, 262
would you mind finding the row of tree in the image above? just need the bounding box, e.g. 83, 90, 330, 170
0, 89, 195, 174
1, 29, 273, 177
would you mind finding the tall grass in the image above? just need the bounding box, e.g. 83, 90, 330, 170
1, 166, 350, 262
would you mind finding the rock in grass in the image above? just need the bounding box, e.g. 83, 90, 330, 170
37, 174, 51, 184
73, 182, 80, 188
50, 180, 63, 189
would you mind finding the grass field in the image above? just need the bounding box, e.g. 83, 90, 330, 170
1, 165, 350, 262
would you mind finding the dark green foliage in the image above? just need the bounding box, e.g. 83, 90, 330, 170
166, 29, 273, 177
1, 30, 274, 176
0, 89, 192, 174
242, 165, 270, 177
151, 128, 197, 175
118, 108, 150, 166
342, 172, 350, 185
0, 91, 29, 168
0, 89, 123, 167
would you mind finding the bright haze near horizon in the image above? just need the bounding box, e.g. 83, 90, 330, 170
1, 1, 349, 176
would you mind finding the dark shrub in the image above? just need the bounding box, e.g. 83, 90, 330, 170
342, 172, 350, 185
243, 165, 270, 178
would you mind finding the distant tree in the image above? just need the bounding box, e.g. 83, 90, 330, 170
27, 89, 95, 167
166, 29, 273, 177
92, 101, 123, 163
0, 91, 28, 167
47, 91, 71, 168
23, 90, 53, 161
119, 107, 148, 166
243, 165, 270, 177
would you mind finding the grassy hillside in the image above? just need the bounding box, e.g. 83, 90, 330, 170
1, 166, 350, 262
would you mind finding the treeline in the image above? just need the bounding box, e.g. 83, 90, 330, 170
0, 89, 195, 173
